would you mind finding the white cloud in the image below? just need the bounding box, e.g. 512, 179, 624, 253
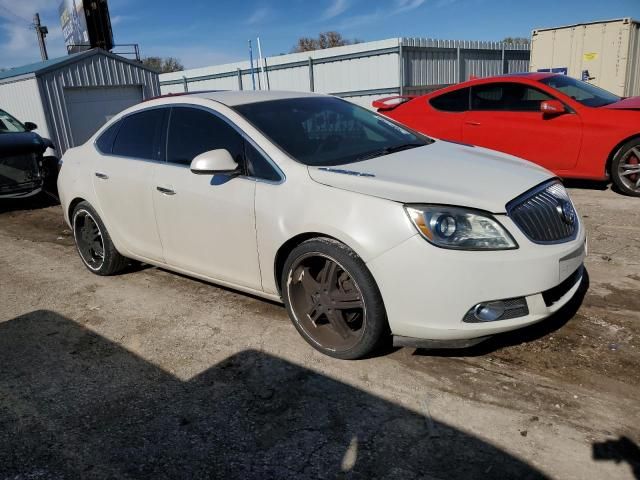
335, 0, 427, 30
0, 0, 68, 68
322, 0, 349, 20
246, 7, 273, 25
110, 15, 136, 27
394, 0, 426, 13
0, 20, 66, 68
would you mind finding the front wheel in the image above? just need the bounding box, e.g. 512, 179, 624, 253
281, 238, 389, 360
611, 139, 640, 197
72, 201, 129, 275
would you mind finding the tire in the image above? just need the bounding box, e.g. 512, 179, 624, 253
281, 238, 389, 360
72, 201, 129, 275
611, 138, 640, 197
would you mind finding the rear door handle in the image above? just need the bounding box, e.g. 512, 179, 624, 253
156, 186, 176, 195
464, 121, 481, 126
95, 172, 109, 179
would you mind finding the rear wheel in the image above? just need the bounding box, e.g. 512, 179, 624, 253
611, 139, 640, 197
281, 238, 388, 359
72, 201, 128, 275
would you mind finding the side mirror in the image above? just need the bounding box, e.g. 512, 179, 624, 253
190, 149, 239, 176
24, 121, 37, 131
540, 100, 566, 116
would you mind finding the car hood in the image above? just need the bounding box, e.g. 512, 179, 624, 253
307, 141, 553, 213
0, 132, 48, 156
601, 96, 640, 110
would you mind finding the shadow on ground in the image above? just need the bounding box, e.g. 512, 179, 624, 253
0, 310, 547, 479
563, 179, 609, 192
414, 269, 589, 358
0, 189, 59, 214
593, 436, 640, 479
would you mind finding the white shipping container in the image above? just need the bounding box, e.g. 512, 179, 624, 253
530, 18, 640, 97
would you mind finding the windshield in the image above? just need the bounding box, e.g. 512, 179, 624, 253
233, 97, 431, 166
0, 109, 27, 133
539, 75, 620, 107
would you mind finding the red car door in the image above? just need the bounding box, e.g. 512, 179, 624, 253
462, 82, 583, 171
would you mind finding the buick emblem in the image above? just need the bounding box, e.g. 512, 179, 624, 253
556, 200, 576, 225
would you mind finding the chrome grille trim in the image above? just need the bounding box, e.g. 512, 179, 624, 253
506, 180, 578, 245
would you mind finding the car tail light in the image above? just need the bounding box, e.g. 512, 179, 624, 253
372, 95, 415, 111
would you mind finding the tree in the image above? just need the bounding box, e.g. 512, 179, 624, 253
141, 56, 184, 73
502, 37, 531, 45
292, 32, 362, 53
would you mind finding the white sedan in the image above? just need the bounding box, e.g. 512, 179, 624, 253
57, 91, 586, 359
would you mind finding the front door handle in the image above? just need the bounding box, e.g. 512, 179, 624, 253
95, 172, 109, 180
464, 121, 481, 126
156, 186, 176, 196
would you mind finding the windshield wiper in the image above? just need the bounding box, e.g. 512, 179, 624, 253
355, 142, 425, 161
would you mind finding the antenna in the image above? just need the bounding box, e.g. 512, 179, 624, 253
248, 40, 256, 91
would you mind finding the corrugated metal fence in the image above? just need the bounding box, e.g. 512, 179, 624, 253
160, 38, 530, 107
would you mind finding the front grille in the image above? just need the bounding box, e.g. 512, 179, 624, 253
507, 180, 578, 244
542, 266, 583, 307
0, 153, 40, 187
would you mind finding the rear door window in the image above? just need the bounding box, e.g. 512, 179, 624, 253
429, 88, 470, 112
112, 109, 166, 160
95, 120, 122, 154
471, 83, 553, 112
166, 107, 244, 166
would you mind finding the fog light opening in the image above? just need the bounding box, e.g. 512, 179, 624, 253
473, 301, 506, 322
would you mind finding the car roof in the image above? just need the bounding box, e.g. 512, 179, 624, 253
161, 90, 327, 107
424, 72, 558, 97
462, 72, 556, 85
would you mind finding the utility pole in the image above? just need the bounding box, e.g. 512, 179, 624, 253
33, 13, 49, 61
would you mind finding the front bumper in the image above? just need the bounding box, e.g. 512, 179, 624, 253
366, 215, 586, 341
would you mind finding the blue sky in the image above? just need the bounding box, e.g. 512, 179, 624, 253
1, 0, 639, 70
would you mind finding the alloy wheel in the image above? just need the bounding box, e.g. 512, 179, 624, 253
286, 253, 366, 352
618, 146, 640, 193
73, 209, 105, 271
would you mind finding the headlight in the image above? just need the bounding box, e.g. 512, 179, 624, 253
405, 205, 518, 250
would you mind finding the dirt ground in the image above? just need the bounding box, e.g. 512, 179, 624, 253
0, 185, 638, 479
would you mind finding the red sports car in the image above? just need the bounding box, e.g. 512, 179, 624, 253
374, 73, 640, 196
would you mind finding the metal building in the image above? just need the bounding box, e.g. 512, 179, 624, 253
0, 48, 160, 154
530, 18, 640, 97
159, 38, 530, 108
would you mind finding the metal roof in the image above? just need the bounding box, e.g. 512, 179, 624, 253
533, 17, 638, 33
0, 49, 158, 82
0, 51, 86, 81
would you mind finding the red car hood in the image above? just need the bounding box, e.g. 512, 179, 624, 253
602, 96, 640, 110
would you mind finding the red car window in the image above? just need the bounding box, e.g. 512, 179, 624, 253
429, 88, 470, 112
471, 83, 553, 112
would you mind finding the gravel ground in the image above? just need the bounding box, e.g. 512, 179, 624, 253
0, 185, 638, 479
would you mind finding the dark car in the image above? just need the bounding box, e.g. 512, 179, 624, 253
0, 108, 54, 199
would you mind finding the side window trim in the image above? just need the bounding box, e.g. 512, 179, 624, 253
166, 103, 285, 184
96, 105, 170, 163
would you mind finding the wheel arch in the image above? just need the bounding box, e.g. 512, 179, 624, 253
68, 197, 87, 223
605, 133, 640, 176
273, 232, 345, 296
